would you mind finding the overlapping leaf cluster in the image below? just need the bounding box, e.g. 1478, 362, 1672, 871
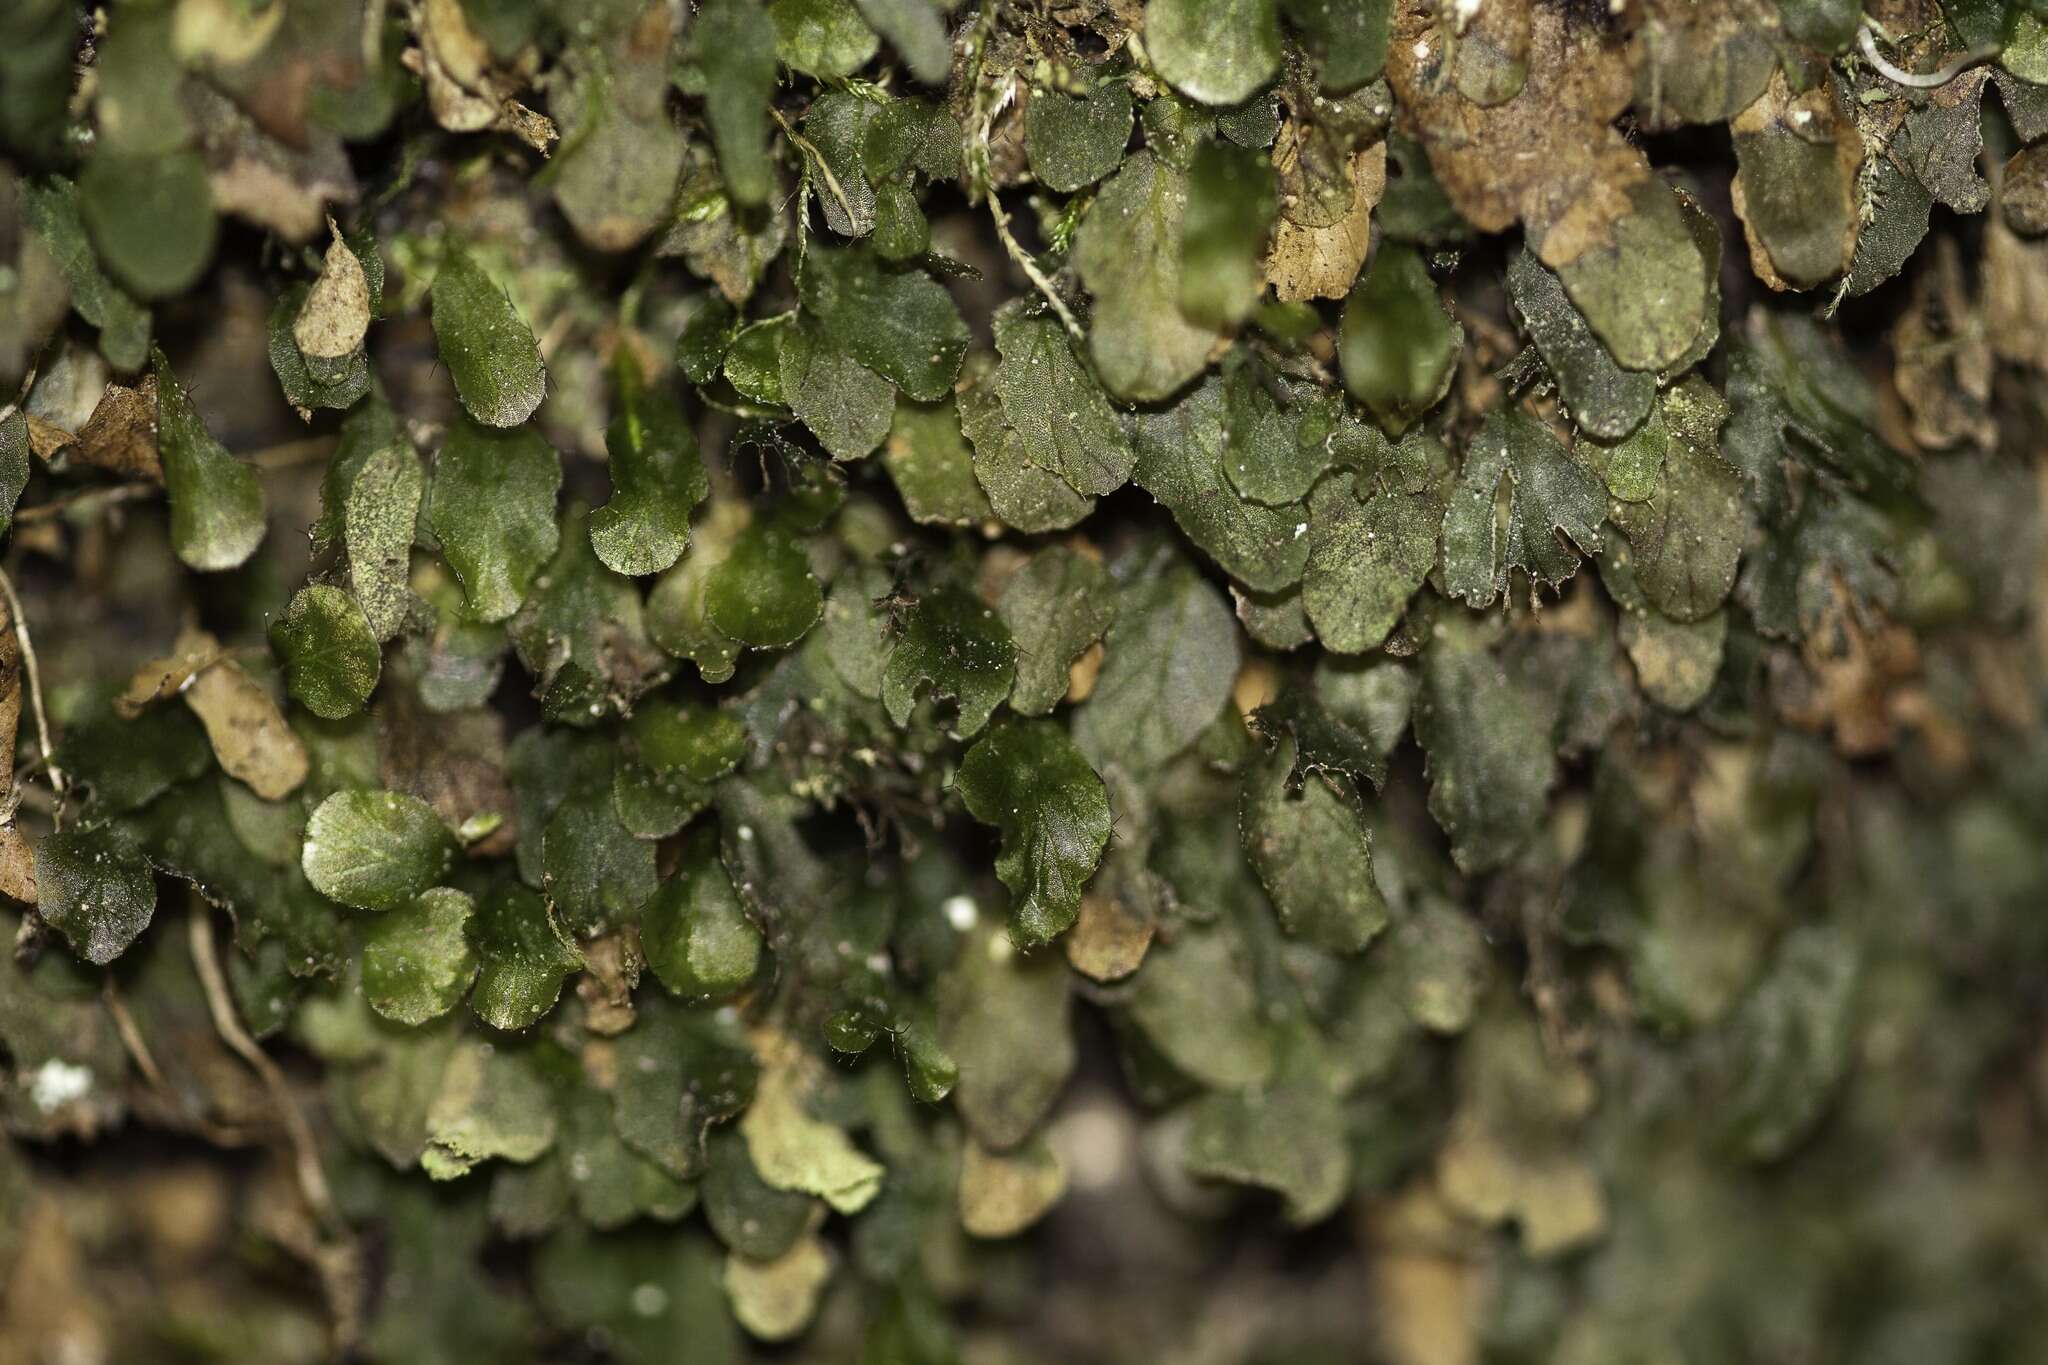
3, 0, 2048, 1360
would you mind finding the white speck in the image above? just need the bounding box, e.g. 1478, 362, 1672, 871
1293, 522, 1308, 539
1412, 38, 1432, 59
1454, 0, 1483, 27
31, 1059, 92, 1113
737, 825, 754, 842
630, 1283, 669, 1317
942, 894, 978, 931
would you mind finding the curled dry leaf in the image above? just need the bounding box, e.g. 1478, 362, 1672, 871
404, 0, 556, 153
1265, 138, 1386, 302
72, 375, 162, 481
1387, 0, 1707, 371
292, 220, 372, 361
122, 627, 309, 800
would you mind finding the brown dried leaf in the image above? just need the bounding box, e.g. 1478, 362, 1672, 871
24, 415, 73, 462
1386, 0, 1706, 369
2005, 143, 2048, 236
1063, 889, 1154, 982
292, 220, 371, 361
1265, 141, 1386, 302
959, 1135, 1067, 1237
117, 630, 220, 719
405, 0, 556, 153
187, 84, 359, 243
1891, 238, 1993, 451
74, 376, 163, 481
0, 824, 37, 904
1985, 209, 2048, 373
172, 627, 310, 799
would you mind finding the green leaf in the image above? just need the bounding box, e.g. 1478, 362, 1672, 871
883, 397, 995, 527
959, 376, 1096, 533
938, 922, 1076, 1143
852, 0, 950, 84
1077, 150, 1219, 401
422, 1039, 557, 1178
270, 585, 383, 720
882, 581, 1017, 736
511, 504, 669, 724
771, 0, 878, 77
1506, 249, 1654, 442
1072, 545, 1240, 775
78, 150, 217, 299
1442, 407, 1603, 607
1182, 140, 1280, 328
345, 439, 425, 640
431, 247, 547, 429
721, 315, 792, 406
268, 284, 370, 415
1025, 80, 1135, 193
1549, 175, 1710, 373
23, 175, 150, 369
798, 245, 968, 402
1240, 736, 1387, 953
1183, 1035, 1350, 1224
619, 1001, 758, 1180
703, 1127, 814, 1260
1283, 0, 1390, 92
1301, 474, 1439, 654
591, 358, 709, 576
302, 789, 457, 912
1709, 924, 1860, 1162
1414, 620, 1555, 875
468, 881, 583, 1031
37, 828, 157, 965
59, 705, 211, 813
1125, 916, 1275, 1088
798, 89, 880, 237
551, 63, 687, 255
998, 546, 1115, 716
956, 720, 1112, 944
1610, 377, 1744, 622
989, 300, 1136, 497
1730, 79, 1857, 291
704, 518, 824, 651
540, 783, 658, 935
1340, 243, 1460, 435
362, 887, 479, 1026
643, 827, 762, 998
1130, 375, 1313, 591
1147, 0, 1283, 107
428, 415, 563, 623
779, 319, 895, 461
153, 347, 267, 572
698, 0, 778, 209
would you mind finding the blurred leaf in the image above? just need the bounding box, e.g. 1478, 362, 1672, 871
1147, 0, 1283, 106
154, 348, 267, 572
1077, 150, 1219, 401
429, 415, 563, 623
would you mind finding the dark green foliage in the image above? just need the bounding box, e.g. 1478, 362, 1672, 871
7, 4, 2048, 1362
